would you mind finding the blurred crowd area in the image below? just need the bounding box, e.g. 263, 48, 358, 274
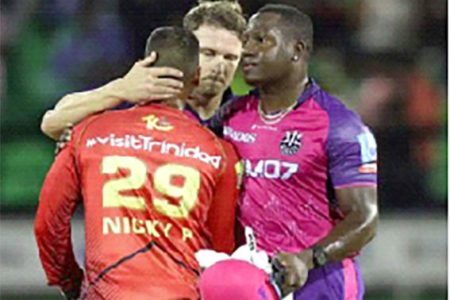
0, 0, 447, 213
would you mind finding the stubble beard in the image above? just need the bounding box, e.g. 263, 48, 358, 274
191, 81, 223, 106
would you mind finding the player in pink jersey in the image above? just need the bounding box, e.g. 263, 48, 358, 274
207, 4, 378, 300
35, 27, 241, 300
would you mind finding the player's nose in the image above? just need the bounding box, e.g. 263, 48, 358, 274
210, 60, 227, 78
216, 61, 226, 74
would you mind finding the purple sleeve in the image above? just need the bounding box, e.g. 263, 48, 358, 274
327, 108, 377, 188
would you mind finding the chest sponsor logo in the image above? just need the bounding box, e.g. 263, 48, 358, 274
223, 126, 257, 143
86, 134, 221, 169
142, 114, 174, 131
280, 130, 302, 156
245, 159, 299, 180
251, 124, 278, 132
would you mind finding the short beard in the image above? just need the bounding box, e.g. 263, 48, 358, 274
191, 83, 223, 106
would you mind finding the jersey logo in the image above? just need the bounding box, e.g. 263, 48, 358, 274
245, 159, 299, 180
142, 115, 174, 131
85, 134, 222, 169
357, 128, 377, 163
223, 126, 257, 143
280, 131, 302, 156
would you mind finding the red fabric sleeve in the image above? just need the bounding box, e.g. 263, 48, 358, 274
34, 131, 84, 293
206, 139, 241, 254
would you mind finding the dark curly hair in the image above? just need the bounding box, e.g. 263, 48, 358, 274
183, 0, 246, 40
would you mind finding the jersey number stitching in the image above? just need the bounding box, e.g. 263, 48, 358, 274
101, 156, 200, 218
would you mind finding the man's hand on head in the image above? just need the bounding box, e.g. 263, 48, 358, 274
117, 52, 184, 104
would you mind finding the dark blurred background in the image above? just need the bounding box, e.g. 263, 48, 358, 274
0, 0, 447, 299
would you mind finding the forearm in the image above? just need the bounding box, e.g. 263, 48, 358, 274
35, 224, 83, 290
41, 78, 126, 140
300, 187, 378, 265
316, 208, 378, 262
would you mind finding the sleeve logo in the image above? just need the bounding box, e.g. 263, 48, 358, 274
357, 128, 377, 163
357, 128, 377, 174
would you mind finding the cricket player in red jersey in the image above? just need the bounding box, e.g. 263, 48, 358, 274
35, 26, 241, 300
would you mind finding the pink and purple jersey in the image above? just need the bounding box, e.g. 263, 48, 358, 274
220, 80, 377, 256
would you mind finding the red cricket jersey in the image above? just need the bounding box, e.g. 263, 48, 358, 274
35, 104, 241, 299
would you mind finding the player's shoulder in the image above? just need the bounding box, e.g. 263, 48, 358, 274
71, 112, 106, 141
219, 91, 258, 119
72, 108, 125, 134
71, 106, 158, 147
310, 89, 377, 160
207, 92, 257, 135
180, 121, 240, 176
217, 138, 239, 159
166, 108, 227, 150
312, 86, 368, 138
195, 124, 233, 156
214, 137, 242, 179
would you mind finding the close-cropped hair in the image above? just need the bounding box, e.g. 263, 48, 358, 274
183, 0, 247, 40
258, 4, 314, 52
145, 26, 199, 77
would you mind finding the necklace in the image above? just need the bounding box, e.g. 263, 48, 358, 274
257, 100, 298, 124
257, 77, 309, 124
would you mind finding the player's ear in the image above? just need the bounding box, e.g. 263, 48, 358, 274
295, 40, 309, 60
296, 41, 305, 53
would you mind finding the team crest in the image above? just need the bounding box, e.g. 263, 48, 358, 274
142, 114, 174, 131
280, 131, 302, 155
